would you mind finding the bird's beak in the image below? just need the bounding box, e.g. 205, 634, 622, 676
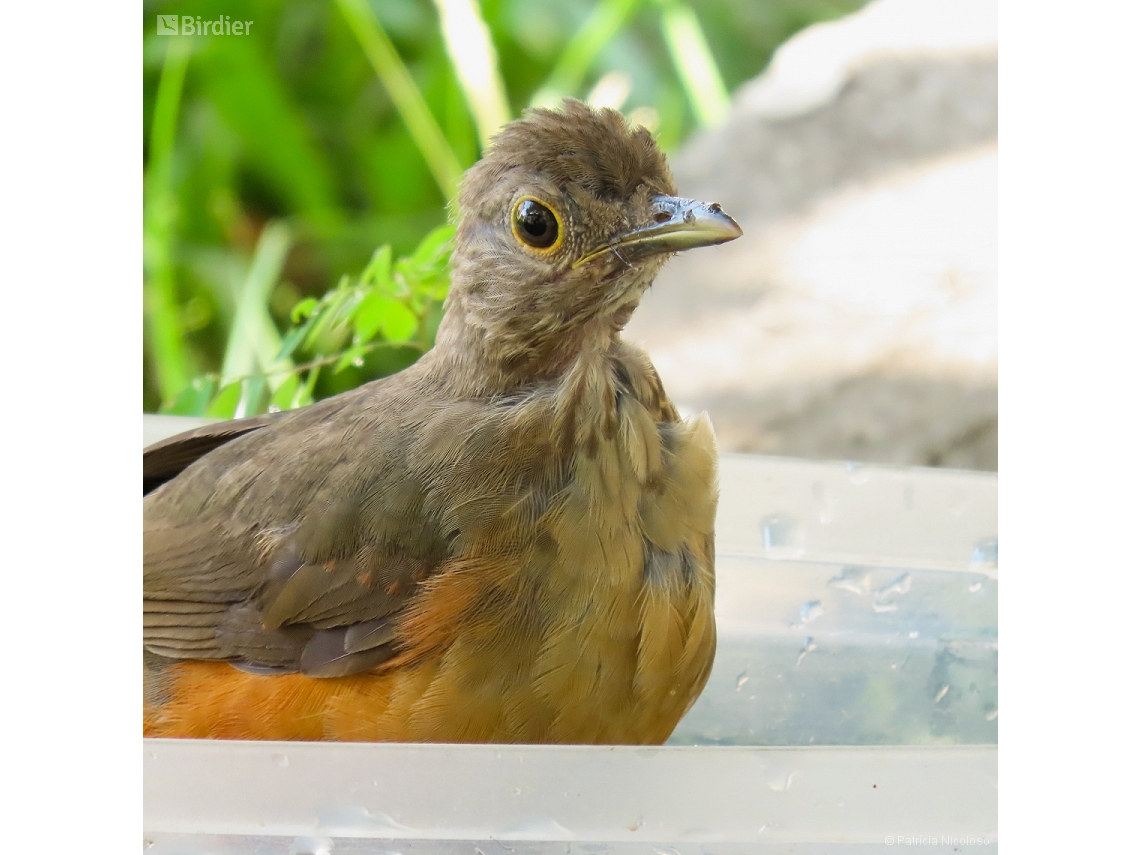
574, 196, 742, 268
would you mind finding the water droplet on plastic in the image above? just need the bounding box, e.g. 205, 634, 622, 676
767, 771, 796, 792
800, 600, 824, 623
968, 581, 983, 593
812, 481, 836, 524
735, 671, 750, 690
759, 513, 805, 558
846, 462, 870, 485
796, 637, 817, 666
829, 566, 871, 595
876, 572, 912, 599
934, 684, 949, 704
271, 752, 290, 768
289, 837, 332, 855
909, 630, 919, 639
984, 704, 998, 721
971, 538, 998, 570
873, 572, 911, 611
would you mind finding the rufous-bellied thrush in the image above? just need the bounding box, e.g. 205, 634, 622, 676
144, 99, 742, 744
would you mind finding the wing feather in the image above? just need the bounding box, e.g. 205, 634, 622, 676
143, 380, 451, 678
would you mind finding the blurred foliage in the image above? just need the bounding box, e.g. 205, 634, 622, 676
143, 0, 865, 415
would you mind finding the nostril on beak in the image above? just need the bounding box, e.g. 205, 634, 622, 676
654, 211, 672, 224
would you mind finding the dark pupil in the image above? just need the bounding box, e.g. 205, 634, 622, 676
516, 200, 558, 248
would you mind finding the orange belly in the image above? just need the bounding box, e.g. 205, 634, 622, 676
146, 661, 439, 742
144, 566, 715, 745
144, 647, 702, 745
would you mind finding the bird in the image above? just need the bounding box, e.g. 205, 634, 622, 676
143, 99, 742, 744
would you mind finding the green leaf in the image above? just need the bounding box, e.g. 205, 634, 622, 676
277, 319, 313, 362
355, 293, 420, 343
162, 376, 217, 416
361, 245, 394, 290
333, 343, 373, 374
396, 224, 455, 302
302, 280, 358, 352
353, 291, 390, 342
270, 374, 302, 413
408, 223, 456, 269
207, 381, 243, 419
302, 366, 322, 400
291, 297, 319, 324
236, 375, 270, 418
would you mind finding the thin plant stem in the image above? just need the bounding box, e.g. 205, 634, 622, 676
432, 0, 511, 147
221, 221, 293, 415
337, 0, 464, 200
530, 0, 643, 108
658, 0, 730, 126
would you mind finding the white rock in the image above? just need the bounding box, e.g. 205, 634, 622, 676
739, 0, 997, 119
625, 0, 998, 469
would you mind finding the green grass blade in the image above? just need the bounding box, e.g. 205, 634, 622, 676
658, 0, 730, 126
530, 0, 643, 108
432, 0, 511, 147
144, 35, 193, 406
337, 0, 464, 200
221, 221, 293, 393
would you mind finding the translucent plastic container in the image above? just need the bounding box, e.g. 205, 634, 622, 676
143, 415, 998, 853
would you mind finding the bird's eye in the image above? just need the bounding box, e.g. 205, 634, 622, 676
511, 198, 562, 251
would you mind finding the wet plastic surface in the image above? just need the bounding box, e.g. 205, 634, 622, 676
675, 453, 997, 747
142, 415, 998, 852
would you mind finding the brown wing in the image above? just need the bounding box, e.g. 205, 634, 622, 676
143, 381, 457, 678
144, 412, 288, 495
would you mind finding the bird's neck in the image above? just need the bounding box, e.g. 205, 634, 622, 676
425, 301, 628, 398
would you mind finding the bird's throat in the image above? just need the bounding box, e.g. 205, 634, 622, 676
430, 298, 629, 396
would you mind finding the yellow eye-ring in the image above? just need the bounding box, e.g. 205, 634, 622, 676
511, 197, 563, 252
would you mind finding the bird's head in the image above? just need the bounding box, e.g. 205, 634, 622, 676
441, 99, 741, 380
